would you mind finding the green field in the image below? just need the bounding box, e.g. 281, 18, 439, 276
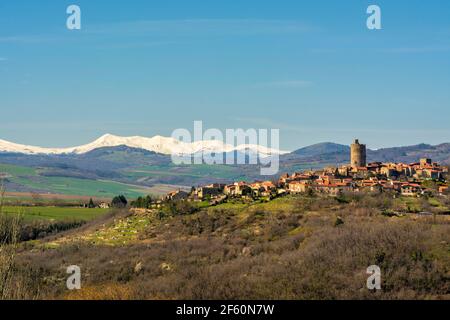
0, 164, 152, 199
124, 164, 245, 180
2, 206, 109, 222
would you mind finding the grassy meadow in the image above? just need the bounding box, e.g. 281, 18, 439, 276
1, 206, 108, 222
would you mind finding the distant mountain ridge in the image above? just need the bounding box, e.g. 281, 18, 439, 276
292, 142, 350, 158
1, 140, 449, 196
2, 135, 449, 165
289, 142, 450, 165
0, 134, 287, 157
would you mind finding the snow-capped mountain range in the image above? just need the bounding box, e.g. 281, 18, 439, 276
0, 134, 288, 157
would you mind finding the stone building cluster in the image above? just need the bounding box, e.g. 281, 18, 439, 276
282, 139, 448, 197
165, 139, 449, 202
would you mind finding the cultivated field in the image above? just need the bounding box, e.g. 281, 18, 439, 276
0, 164, 157, 199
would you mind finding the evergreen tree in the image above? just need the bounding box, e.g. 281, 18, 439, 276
131, 195, 153, 208
111, 195, 128, 208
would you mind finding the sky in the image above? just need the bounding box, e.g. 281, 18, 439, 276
0, 0, 449, 151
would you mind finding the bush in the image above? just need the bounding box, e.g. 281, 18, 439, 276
19, 220, 85, 242
164, 200, 199, 216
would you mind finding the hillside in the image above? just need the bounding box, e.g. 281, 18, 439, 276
292, 142, 350, 157
283, 142, 450, 170
368, 143, 450, 163
9, 193, 450, 300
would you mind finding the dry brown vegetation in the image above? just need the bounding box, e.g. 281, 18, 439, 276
0, 186, 27, 299
3, 193, 450, 300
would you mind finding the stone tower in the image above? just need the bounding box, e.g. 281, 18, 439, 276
351, 139, 366, 168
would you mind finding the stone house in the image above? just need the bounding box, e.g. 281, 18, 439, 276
288, 181, 309, 194
400, 184, 422, 197
165, 190, 189, 201
99, 202, 110, 209
195, 184, 225, 200
224, 182, 252, 197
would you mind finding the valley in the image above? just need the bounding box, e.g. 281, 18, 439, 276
1, 137, 450, 199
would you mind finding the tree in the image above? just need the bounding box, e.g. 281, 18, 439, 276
111, 195, 128, 208
131, 195, 153, 208
131, 196, 142, 208
88, 198, 95, 208
31, 192, 43, 206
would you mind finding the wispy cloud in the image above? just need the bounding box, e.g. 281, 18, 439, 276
0, 35, 58, 44
234, 117, 450, 136
380, 46, 450, 54
233, 117, 311, 132
93, 40, 180, 49
0, 19, 314, 47
253, 80, 313, 89
86, 19, 315, 37
309, 45, 450, 55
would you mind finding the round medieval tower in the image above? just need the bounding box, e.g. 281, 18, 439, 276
351, 139, 366, 168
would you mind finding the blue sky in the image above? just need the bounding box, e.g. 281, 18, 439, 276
1, 0, 449, 150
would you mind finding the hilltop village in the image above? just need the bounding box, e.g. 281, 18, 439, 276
163, 139, 449, 204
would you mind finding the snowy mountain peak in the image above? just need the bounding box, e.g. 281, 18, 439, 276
0, 134, 288, 157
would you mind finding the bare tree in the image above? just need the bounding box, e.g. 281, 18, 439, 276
0, 183, 23, 299
31, 192, 43, 206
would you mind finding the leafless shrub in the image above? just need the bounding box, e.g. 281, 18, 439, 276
0, 185, 24, 299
